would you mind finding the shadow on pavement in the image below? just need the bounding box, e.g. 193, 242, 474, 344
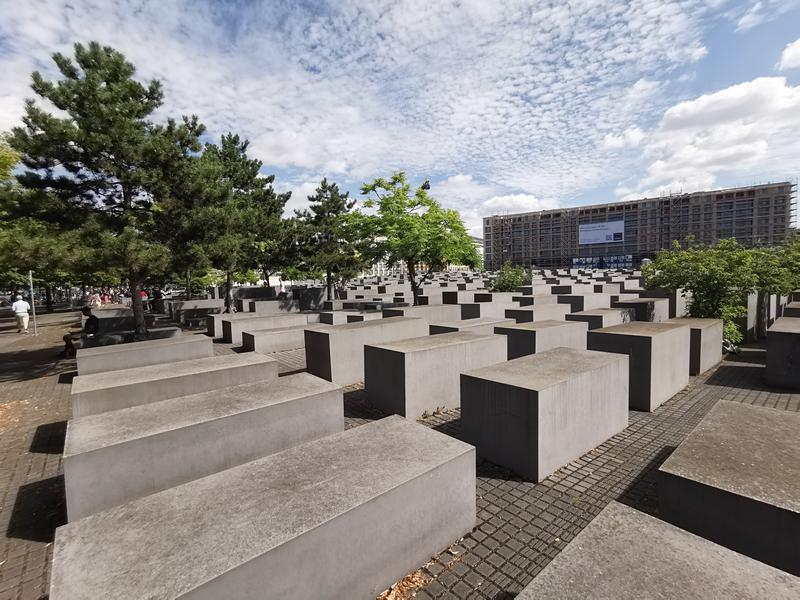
616, 445, 676, 516
6, 475, 67, 543
29, 420, 68, 454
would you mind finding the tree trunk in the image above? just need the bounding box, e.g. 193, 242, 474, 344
224, 270, 234, 313
407, 258, 419, 306
131, 277, 148, 339
756, 290, 770, 340
45, 286, 53, 313
326, 268, 333, 301
186, 268, 192, 301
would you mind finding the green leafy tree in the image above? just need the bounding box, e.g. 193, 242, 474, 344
360, 172, 479, 305
643, 238, 757, 344
9, 42, 203, 334
297, 178, 368, 300
491, 261, 528, 292
0, 135, 19, 180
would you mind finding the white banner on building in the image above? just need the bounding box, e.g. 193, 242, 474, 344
578, 221, 624, 245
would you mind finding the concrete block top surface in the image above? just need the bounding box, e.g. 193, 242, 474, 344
659, 401, 800, 513
75, 334, 202, 358
431, 317, 512, 329
64, 373, 339, 457
769, 316, 800, 333
667, 317, 723, 329
71, 353, 275, 396
613, 297, 665, 305
569, 308, 631, 316
326, 316, 423, 332
247, 323, 329, 334
517, 501, 800, 599
464, 346, 626, 391
51, 416, 473, 600
495, 319, 584, 332
367, 331, 493, 352
592, 321, 689, 337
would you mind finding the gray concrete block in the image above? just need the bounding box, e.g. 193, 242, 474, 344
505, 304, 570, 323
76, 335, 213, 375
64, 373, 343, 520
305, 317, 429, 386
241, 323, 331, 353
346, 312, 383, 323
565, 307, 635, 330
429, 317, 514, 336
586, 322, 690, 411
461, 347, 628, 481
640, 288, 689, 318
222, 313, 314, 345
659, 401, 800, 576
668, 317, 723, 375
51, 416, 475, 600
494, 320, 588, 359
382, 304, 464, 323
610, 297, 670, 322
765, 316, 800, 389
556, 293, 611, 313
70, 354, 278, 418
517, 501, 800, 599
365, 332, 506, 418
246, 298, 301, 313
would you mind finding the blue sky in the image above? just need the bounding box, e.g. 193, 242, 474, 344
1, 0, 798, 234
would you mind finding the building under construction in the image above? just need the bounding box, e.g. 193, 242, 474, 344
483, 182, 797, 270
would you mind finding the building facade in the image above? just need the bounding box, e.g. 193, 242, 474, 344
483, 182, 796, 269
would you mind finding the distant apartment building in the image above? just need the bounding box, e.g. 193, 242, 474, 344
483, 182, 796, 270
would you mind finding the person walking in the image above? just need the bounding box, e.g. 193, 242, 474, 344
11, 294, 31, 334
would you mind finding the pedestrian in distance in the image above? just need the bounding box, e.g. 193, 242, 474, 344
11, 295, 31, 333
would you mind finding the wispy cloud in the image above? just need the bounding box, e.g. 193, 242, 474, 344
777, 37, 800, 71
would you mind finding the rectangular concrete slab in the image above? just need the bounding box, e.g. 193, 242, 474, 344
668, 317, 723, 375
76, 335, 213, 375
565, 307, 635, 330
365, 332, 506, 418
51, 416, 476, 600
461, 347, 628, 481
222, 313, 313, 345
305, 317, 429, 386
556, 293, 611, 313
587, 322, 690, 411
611, 297, 669, 322
765, 317, 800, 389
64, 373, 343, 520
517, 501, 800, 599
659, 401, 800, 575
493, 320, 588, 359
505, 304, 570, 323
70, 353, 278, 418
429, 317, 514, 336
241, 323, 331, 353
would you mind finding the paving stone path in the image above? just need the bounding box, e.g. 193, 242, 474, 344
0, 314, 797, 600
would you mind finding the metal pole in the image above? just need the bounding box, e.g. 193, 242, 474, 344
28, 270, 38, 336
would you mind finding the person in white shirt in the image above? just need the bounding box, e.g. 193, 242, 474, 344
11, 295, 31, 334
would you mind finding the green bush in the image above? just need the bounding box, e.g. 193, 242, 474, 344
491, 261, 528, 292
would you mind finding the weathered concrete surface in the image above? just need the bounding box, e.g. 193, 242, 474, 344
71, 353, 278, 417
494, 320, 588, 359
246, 298, 301, 313
587, 322, 690, 411
305, 317, 428, 386
222, 313, 314, 345
565, 307, 635, 330
382, 304, 474, 323
517, 501, 800, 599
765, 317, 800, 389
429, 317, 514, 336
461, 347, 628, 481
640, 289, 689, 318
556, 293, 611, 313
64, 373, 343, 521
785, 301, 800, 317
76, 335, 214, 375
241, 323, 331, 353
610, 297, 669, 322
659, 401, 800, 576
365, 332, 506, 418
668, 317, 723, 375
51, 416, 476, 600
505, 304, 571, 323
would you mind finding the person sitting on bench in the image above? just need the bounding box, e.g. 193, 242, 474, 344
62, 306, 100, 357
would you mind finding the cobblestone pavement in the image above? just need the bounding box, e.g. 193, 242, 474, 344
0, 325, 797, 600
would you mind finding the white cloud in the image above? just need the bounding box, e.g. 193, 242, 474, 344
619, 77, 800, 199
734, 0, 800, 32
602, 127, 645, 149
482, 194, 559, 215
0, 0, 715, 212
777, 37, 800, 71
